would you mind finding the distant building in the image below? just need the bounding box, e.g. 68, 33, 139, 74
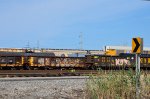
0, 48, 105, 57
104, 46, 150, 56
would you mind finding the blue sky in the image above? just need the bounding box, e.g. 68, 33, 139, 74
0, 0, 150, 50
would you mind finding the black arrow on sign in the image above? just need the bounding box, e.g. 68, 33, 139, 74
133, 38, 140, 52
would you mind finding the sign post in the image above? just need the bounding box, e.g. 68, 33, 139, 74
132, 37, 143, 99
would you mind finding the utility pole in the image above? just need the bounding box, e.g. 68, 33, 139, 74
79, 32, 83, 50
26, 41, 30, 49
37, 40, 39, 49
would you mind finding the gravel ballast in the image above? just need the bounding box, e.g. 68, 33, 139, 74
0, 77, 88, 99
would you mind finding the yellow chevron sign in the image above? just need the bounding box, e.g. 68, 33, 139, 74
132, 37, 143, 54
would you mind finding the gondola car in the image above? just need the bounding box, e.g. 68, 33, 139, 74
0, 51, 85, 70
0, 51, 55, 70
1, 51, 150, 70
85, 53, 150, 70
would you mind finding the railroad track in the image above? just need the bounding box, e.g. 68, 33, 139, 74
0, 70, 98, 77
0, 70, 149, 77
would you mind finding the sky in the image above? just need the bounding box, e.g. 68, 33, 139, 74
0, 0, 150, 50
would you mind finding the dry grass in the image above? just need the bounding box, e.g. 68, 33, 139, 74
86, 70, 150, 99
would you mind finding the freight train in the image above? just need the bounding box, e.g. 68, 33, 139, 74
0, 50, 150, 70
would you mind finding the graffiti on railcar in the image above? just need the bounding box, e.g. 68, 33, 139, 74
45, 58, 50, 66
51, 58, 84, 67
148, 58, 150, 64
38, 58, 44, 65
0, 57, 22, 65
0, 57, 7, 63
115, 59, 131, 66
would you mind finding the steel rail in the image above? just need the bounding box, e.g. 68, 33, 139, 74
0, 70, 149, 78
0, 76, 89, 81
0, 70, 98, 77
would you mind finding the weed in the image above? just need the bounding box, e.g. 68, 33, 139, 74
87, 70, 150, 99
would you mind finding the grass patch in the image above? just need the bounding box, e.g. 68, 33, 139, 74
87, 70, 150, 99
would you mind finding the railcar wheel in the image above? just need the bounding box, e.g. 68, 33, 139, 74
23, 63, 30, 70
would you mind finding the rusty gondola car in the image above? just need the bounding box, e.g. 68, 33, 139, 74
1, 51, 150, 70
85, 54, 134, 70
85, 53, 150, 70
0, 51, 85, 70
